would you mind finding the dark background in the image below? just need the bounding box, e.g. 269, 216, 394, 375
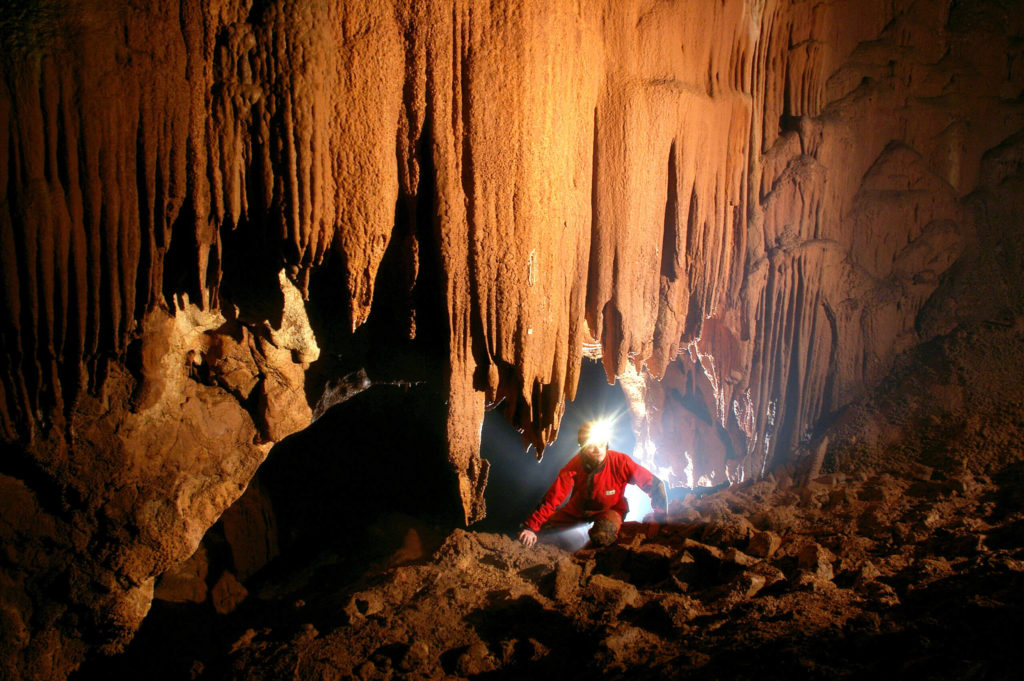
476, 358, 647, 533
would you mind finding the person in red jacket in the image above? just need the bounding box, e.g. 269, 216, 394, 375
518, 420, 668, 548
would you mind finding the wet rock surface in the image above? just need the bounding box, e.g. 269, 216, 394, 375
77, 461, 1024, 680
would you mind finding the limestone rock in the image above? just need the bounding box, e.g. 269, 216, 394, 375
211, 571, 248, 615
554, 557, 583, 602
747, 562, 787, 590
728, 572, 768, 601
656, 593, 703, 628
344, 590, 385, 622
398, 641, 431, 673
626, 543, 676, 585
699, 513, 756, 548
219, 480, 279, 582
205, 330, 261, 402
797, 543, 836, 583
154, 545, 209, 604
581, 574, 639, 619
747, 530, 783, 559
1, 1, 1023, 676
454, 642, 499, 677
253, 336, 313, 443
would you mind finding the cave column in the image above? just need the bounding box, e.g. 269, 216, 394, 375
417, 0, 489, 524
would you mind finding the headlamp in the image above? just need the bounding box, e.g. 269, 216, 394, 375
582, 418, 613, 447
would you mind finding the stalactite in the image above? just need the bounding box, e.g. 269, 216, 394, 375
3, 0, 1014, 489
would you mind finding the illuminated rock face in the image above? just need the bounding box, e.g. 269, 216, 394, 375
631, 1, 1024, 486
1, 1, 1023, 678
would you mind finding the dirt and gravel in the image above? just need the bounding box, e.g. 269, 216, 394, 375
77, 457, 1024, 681
73, 320, 1024, 681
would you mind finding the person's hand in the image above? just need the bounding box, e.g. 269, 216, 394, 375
518, 529, 537, 547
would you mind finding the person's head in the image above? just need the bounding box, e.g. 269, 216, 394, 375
580, 442, 607, 470
578, 422, 609, 470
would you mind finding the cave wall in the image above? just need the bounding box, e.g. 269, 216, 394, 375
628, 0, 1024, 485
2, 0, 1024, 679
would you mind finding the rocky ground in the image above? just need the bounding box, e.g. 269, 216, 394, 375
75, 456, 1024, 681
73, 316, 1024, 681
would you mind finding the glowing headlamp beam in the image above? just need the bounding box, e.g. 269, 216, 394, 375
583, 418, 614, 447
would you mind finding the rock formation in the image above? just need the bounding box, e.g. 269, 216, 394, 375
1, 0, 1023, 679
79, 455, 1024, 681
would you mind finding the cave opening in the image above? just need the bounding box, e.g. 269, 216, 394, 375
477, 358, 641, 534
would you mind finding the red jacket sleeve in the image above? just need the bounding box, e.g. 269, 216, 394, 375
627, 458, 666, 512
524, 462, 577, 532
628, 458, 653, 489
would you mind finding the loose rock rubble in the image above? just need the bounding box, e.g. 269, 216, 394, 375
81, 461, 1024, 680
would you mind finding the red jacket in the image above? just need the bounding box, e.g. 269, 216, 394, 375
524, 449, 660, 532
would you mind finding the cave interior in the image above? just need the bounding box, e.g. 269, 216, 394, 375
2, 1, 1024, 680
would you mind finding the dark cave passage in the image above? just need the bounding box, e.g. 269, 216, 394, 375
477, 358, 639, 534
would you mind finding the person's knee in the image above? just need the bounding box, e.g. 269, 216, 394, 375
589, 518, 618, 546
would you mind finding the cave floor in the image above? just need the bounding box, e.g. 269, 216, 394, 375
76, 463, 1024, 681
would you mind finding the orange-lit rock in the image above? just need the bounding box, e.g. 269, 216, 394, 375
1, 1, 1023, 678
